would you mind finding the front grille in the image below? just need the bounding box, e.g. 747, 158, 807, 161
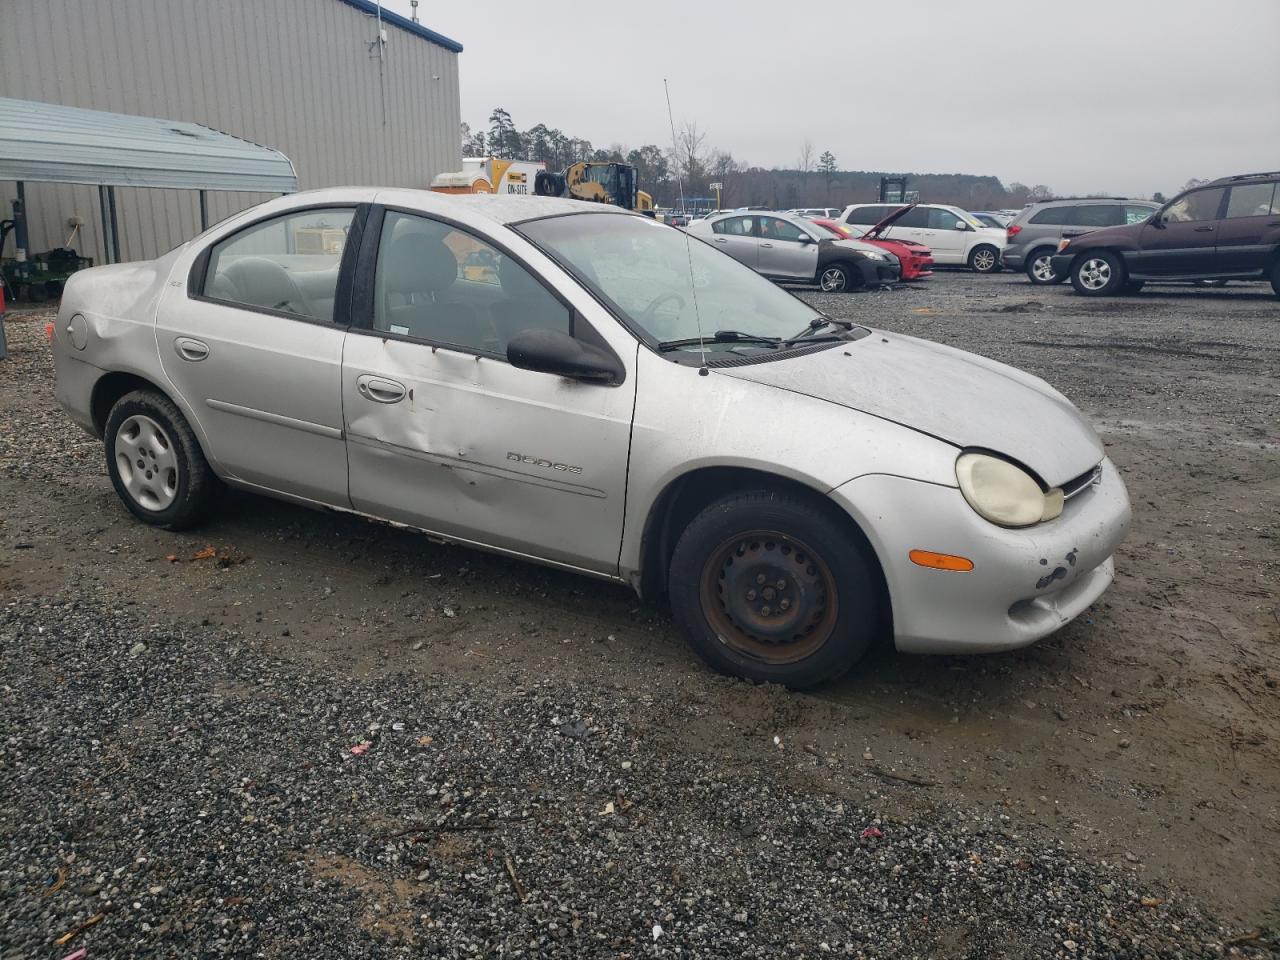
1061, 464, 1102, 500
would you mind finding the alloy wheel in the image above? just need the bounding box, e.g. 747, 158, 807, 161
972, 249, 997, 272
819, 267, 847, 292
1031, 255, 1056, 282
1078, 258, 1112, 291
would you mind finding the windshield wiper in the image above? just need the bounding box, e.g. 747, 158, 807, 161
658, 330, 782, 352
784, 315, 854, 343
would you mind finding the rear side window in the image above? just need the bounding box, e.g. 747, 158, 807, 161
373, 210, 570, 355
713, 216, 756, 236
1029, 206, 1071, 226
203, 207, 355, 322
894, 207, 928, 228
1163, 188, 1226, 223
1072, 205, 1123, 227
1225, 182, 1279, 219
845, 206, 885, 224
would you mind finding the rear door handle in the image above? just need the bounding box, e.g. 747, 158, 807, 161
760, 242, 774, 248
356, 374, 406, 404
714, 237, 728, 243
174, 337, 209, 362
1193, 226, 1214, 232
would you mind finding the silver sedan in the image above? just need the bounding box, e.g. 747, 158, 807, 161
52, 189, 1130, 688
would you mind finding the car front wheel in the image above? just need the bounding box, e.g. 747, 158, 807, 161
104, 389, 222, 530
1026, 248, 1060, 285
818, 263, 856, 292
1070, 251, 1126, 296
968, 245, 1000, 273
667, 489, 879, 689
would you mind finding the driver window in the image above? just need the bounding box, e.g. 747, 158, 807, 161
373, 211, 570, 354
1163, 188, 1225, 223
763, 218, 807, 243
203, 207, 355, 321
927, 208, 963, 230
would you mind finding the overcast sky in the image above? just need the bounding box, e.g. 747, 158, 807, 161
385, 0, 1279, 197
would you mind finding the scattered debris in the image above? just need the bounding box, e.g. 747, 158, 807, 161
350, 741, 371, 756
55, 911, 106, 946
861, 827, 883, 839
504, 855, 527, 902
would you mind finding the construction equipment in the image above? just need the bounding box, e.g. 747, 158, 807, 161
533, 161, 654, 213
430, 157, 546, 196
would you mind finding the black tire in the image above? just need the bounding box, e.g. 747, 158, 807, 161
817, 261, 857, 293
667, 488, 880, 689
968, 245, 1001, 274
1121, 280, 1145, 295
1271, 260, 1280, 298
1025, 247, 1061, 285
104, 389, 222, 530
1070, 250, 1126, 296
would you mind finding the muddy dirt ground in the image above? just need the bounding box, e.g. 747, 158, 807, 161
1, 271, 1277, 955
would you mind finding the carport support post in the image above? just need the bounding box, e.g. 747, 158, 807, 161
107, 186, 121, 263
198, 190, 209, 231
97, 185, 113, 264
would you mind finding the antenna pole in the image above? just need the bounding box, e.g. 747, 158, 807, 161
663, 79, 706, 370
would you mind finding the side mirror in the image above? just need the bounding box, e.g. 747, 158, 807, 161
954, 221, 969, 230
797, 233, 814, 244
1150, 213, 1165, 229
507, 328, 622, 384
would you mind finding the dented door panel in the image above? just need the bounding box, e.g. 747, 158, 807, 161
341, 336, 637, 575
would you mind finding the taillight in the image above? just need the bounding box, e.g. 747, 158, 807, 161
1006, 224, 1022, 241
45, 322, 55, 342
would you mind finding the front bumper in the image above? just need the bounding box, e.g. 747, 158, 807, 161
857, 257, 901, 286
829, 457, 1131, 654
1050, 254, 1075, 278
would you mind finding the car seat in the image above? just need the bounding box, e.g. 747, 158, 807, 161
379, 230, 477, 345
220, 257, 312, 316
489, 255, 570, 349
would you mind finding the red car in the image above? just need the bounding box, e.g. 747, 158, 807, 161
810, 210, 934, 280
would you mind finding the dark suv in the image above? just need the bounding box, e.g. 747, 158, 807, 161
1051, 172, 1280, 297
1004, 198, 1159, 284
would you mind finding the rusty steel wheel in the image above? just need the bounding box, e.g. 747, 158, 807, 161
698, 530, 840, 665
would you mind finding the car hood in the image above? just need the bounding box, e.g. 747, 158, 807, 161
718, 331, 1103, 486
862, 202, 916, 239
830, 237, 886, 256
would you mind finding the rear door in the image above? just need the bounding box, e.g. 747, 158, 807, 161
757, 216, 819, 279
1215, 181, 1280, 275
340, 206, 636, 575
1136, 186, 1226, 276
920, 207, 967, 263
881, 205, 931, 246
156, 205, 362, 506
709, 215, 759, 269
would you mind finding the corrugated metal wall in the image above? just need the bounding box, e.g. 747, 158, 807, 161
0, 0, 461, 263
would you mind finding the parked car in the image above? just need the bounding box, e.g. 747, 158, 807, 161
789, 207, 842, 219
970, 212, 1009, 229
808, 214, 934, 281
52, 188, 1130, 688
1051, 172, 1280, 296
687, 210, 900, 291
1004, 198, 1160, 284
840, 203, 1005, 272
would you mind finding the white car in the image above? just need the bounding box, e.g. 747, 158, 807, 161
840, 202, 1006, 272
52, 189, 1130, 689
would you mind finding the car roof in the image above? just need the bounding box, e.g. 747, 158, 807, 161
1024, 197, 1153, 207
1204, 170, 1280, 186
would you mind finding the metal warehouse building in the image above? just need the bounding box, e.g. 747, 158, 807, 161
0, 0, 462, 263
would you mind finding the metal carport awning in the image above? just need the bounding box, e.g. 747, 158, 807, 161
0, 96, 297, 264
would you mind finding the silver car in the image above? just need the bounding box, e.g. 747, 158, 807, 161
687, 211, 901, 291
52, 189, 1131, 688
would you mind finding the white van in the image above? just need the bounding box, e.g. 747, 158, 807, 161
840, 203, 1005, 272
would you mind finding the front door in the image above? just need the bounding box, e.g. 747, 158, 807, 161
882, 206, 936, 256
709, 215, 759, 269
156, 205, 360, 505
341, 207, 636, 575
1135, 186, 1225, 277
757, 216, 819, 280
1215, 181, 1280, 275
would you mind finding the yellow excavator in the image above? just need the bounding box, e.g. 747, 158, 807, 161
534, 161, 654, 214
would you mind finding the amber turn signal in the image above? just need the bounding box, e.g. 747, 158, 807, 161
45, 322, 55, 342
909, 550, 974, 572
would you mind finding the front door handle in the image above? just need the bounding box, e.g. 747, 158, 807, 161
714, 237, 728, 243
174, 337, 209, 362
760, 242, 774, 248
1193, 226, 1215, 232
356, 374, 406, 404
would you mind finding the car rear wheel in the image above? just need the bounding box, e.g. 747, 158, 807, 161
104, 390, 222, 530
667, 489, 879, 689
1025, 248, 1060, 285
818, 263, 856, 292
1070, 251, 1126, 296
968, 245, 1000, 274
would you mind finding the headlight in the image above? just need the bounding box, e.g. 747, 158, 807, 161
955, 452, 1063, 527
858, 250, 889, 261
1057, 238, 1071, 253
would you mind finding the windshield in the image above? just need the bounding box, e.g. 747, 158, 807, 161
517, 213, 824, 351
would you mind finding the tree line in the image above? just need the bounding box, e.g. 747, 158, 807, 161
461, 108, 1060, 210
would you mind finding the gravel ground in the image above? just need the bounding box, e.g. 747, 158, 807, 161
1, 271, 1278, 958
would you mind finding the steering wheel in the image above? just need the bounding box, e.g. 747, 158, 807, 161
641, 291, 686, 323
